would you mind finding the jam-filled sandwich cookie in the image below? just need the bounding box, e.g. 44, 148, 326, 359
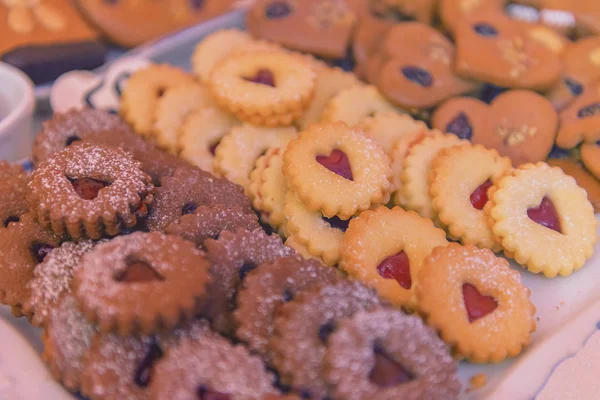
248, 148, 278, 210
400, 132, 468, 219
145, 166, 252, 232
252, 148, 289, 231
214, 124, 297, 190
417, 244, 536, 363
0, 161, 30, 228
28, 143, 155, 240
179, 107, 241, 174
432, 90, 558, 166
43, 295, 97, 392
120, 64, 196, 137
375, 22, 479, 111
358, 112, 428, 155
547, 158, 600, 212
72, 232, 212, 335
284, 122, 394, 219
209, 50, 317, 126
341, 206, 448, 310
324, 309, 461, 400
23, 240, 97, 327
150, 322, 278, 399
203, 228, 295, 335
486, 162, 598, 277
271, 281, 384, 399
430, 144, 512, 251
246, 0, 357, 59
0, 214, 62, 316
454, 10, 562, 91
234, 255, 341, 363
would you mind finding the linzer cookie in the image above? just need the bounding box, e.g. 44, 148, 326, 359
375, 22, 478, 111
72, 232, 212, 335
340, 206, 448, 310
486, 162, 598, 277
145, 166, 252, 232
23, 240, 97, 327
324, 309, 461, 400
246, 0, 357, 58
234, 255, 341, 363
28, 143, 154, 240
417, 244, 536, 363
42, 295, 97, 392
454, 10, 562, 90
432, 90, 558, 166
0, 213, 61, 315
271, 281, 384, 398
547, 158, 600, 212
203, 228, 295, 335
0, 161, 29, 229
254, 148, 288, 230
209, 50, 317, 126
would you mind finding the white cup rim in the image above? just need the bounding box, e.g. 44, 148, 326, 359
0, 62, 35, 139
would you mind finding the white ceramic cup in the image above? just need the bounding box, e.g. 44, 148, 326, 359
0, 62, 35, 162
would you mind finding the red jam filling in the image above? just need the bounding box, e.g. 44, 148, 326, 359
316, 149, 353, 181
243, 69, 276, 87
70, 177, 109, 200
376, 251, 411, 290
470, 179, 493, 210
462, 283, 498, 323
527, 196, 562, 233
116, 260, 165, 283
197, 386, 232, 400
369, 346, 413, 387
134, 341, 163, 387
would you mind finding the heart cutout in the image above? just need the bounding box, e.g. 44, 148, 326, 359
462, 283, 498, 323
316, 149, 353, 181
369, 346, 413, 387
470, 179, 493, 210
376, 251, 412, 290
69, 177, 110, 200
432, 90, 557, 166
243, 68, 276, 87
527, 197, 562, 233
377, 22, 478, 109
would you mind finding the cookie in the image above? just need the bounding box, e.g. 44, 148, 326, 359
375, 22, 479, 110
438, 0, 504, 34
28, 143, 155, 240
72, 232, 212, 335
0, 213, 62, 316
283, 122, 394, 219
203, 228, 295, 335
0, 161, 29, 229
352, 16, 394, 80
209, 50, 317, 126
358, 112, 428, 155
455, 10, 561, 90
145, 166, 252, 232
417, 244, 536, 363
246, 0, 357, 58
432, 90, 558, 166
430, 144, 513, 251
555, 83, 600, 152
324, 309, 460, 400
234, 255, 341, 363
0, 0, 104, 84
74, 0, 234, 48
271, 281, 384, 398
547, 158, 600, 212
248, 148, 279, 210
42, 294, 97, 392
254, 148, 289, 230
341, 206, 448, 310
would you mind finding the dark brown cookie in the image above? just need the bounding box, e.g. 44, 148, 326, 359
0, 161, 30, 228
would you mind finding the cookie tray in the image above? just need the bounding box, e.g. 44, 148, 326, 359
6, 9, 600, 400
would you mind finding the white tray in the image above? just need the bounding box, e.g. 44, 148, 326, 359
5, 9, 600, 400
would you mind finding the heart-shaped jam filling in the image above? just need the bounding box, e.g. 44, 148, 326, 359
564, 77, 583, 96
197, 386, 232, 400
527, 196, 562, 233
401, 66, 433, 87
182, 202, 198, 216
473, 23, 498, 37
322, 215, 351, 232
65, 135, 82, 147
318, 320, 336, 344
3, 215, 20, 227
369, 345, 413, 387
116, 260, 165, 283
30, 242, 55, 263
134, 340, 163, 387
577, 103, 600, 118
316, 149, 353, 181
265, 1, 292, 19
470, 179, 493, 210
446, 112, 473, 140
376, 251, 412, 290
243, 69, 276, 87
462, 283, 498, 323
70, 177, 110, 200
